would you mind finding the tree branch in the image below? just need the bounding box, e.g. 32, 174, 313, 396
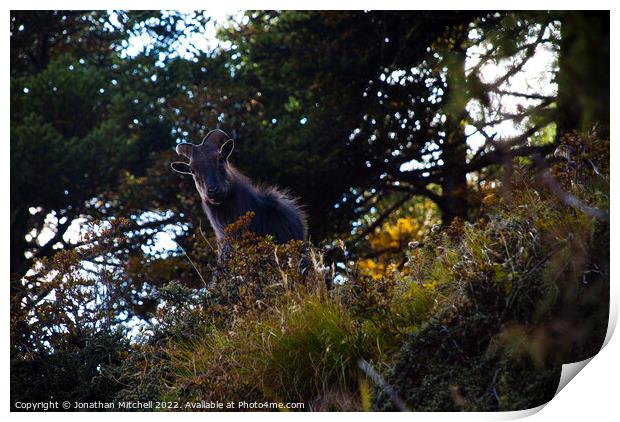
492, 89, 555, 101
481, 25, 549, 91
387, 182, 444, 207
467, 142, 557, 173
470, 98, 553, 129
349, 194, 410, 247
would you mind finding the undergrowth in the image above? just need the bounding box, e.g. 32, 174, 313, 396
14, 132, 609, 411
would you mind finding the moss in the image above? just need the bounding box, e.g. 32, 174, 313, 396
373, 306, 562, 411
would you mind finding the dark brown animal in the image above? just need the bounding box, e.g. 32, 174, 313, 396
171, 129, 307, 262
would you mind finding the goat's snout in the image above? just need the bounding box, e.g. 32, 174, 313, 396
207, 186, 220, 197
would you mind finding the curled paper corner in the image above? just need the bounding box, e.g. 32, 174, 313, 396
541, 289, 619, 410
545, 318, 612, 410
503, 295, 617, 419
494, 403, 547, 420
494, 355, 600, 420
602, 299, 618, 350
554, 357, 594, 396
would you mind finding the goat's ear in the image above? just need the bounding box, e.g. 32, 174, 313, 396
202, 129, 230, 148
170, 161, 193, 175
176, 143, 194, 159
220, 139, 235, 160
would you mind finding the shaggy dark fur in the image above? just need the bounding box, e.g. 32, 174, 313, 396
172, 129, 307, 250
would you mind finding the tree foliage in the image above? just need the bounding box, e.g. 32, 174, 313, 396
10, 10, 609, 411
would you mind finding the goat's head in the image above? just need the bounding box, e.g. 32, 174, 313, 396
171, 129, 235, 205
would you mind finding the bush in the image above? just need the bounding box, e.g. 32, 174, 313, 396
374, 132, 609, 410
11, 330, 130, 410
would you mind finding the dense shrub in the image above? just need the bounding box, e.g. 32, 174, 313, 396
374, 132, 609, 410
11, 330, 130, 410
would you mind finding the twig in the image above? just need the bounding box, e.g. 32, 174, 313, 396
273, 245, 288, 289
176, 243, 208, 287
533, 155, 609, 222
357, 359, 409, 411
492, 89, 554, 101
198, 219, 217, 253
490, 368, 501, 404
587, 159, 609, 186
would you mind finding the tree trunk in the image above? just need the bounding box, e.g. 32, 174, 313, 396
441, 120, 468, 226
556, 12, 610, 139
10, 207, 29, 277
440, 41, 469, 226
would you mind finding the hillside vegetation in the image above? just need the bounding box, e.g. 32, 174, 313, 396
53, 132, 609, 411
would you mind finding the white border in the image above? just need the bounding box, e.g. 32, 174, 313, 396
3, 3, 617, 421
